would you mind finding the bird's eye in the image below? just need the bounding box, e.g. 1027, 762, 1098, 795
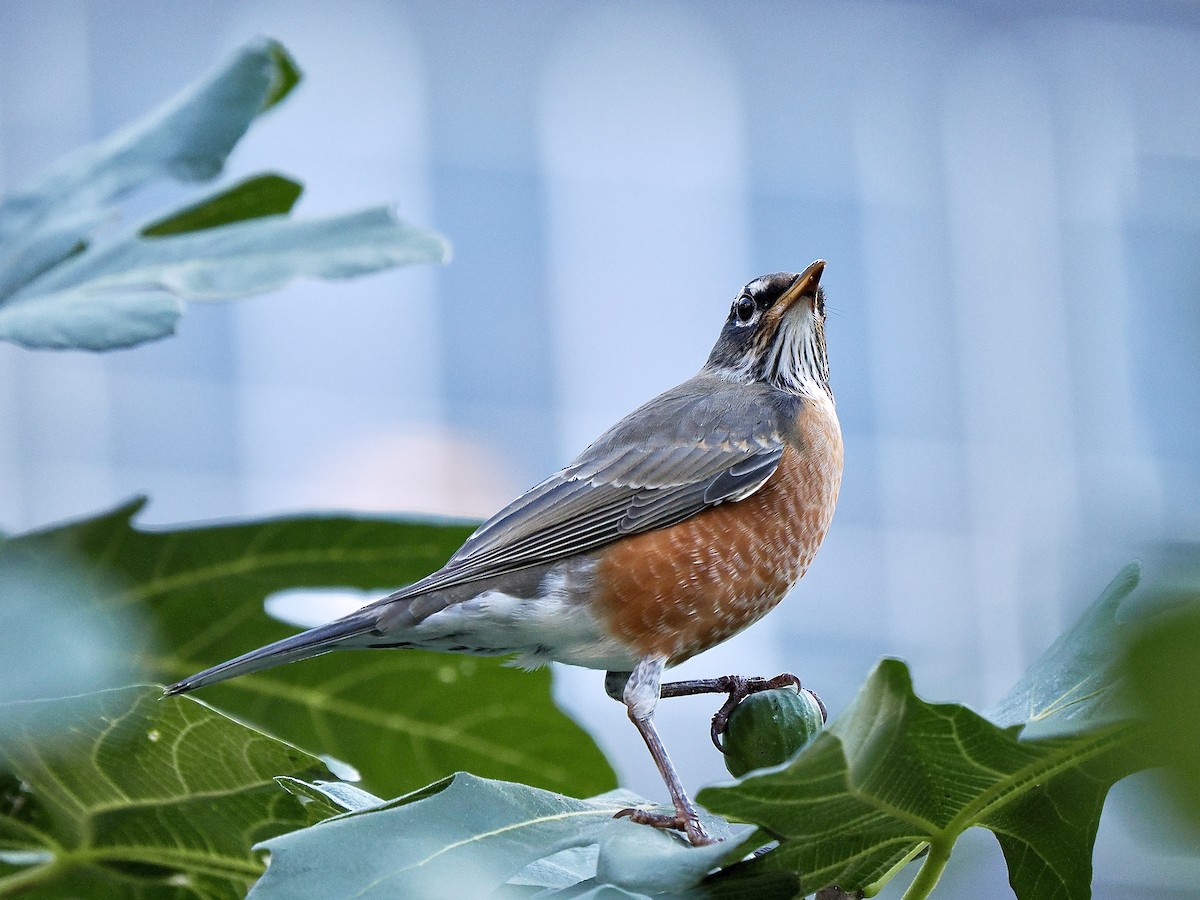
735, 295, 756, 324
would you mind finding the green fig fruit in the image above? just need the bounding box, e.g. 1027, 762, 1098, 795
723, 686, 825, 778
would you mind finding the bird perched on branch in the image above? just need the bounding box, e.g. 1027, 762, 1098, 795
167, 260, 843, 846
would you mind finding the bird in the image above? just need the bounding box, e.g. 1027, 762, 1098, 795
166, 260, 843, 846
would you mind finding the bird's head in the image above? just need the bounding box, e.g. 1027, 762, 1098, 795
704, 260, 830, 397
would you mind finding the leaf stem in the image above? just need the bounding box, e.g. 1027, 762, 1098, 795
864, 843, 929, 897
899, 839, 951, 900
0, 859, 60, 895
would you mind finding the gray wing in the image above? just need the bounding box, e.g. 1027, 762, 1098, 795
394, 374, 790, 598
167, 377, 787, 692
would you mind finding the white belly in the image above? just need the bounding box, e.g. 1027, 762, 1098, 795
406, 565, 638, 672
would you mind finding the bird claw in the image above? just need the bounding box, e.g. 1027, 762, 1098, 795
614, 806, 716, 846
709, 672, 826, 752
636, 669, 828, 751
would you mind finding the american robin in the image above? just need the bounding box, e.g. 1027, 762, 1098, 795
167, 260, 843, 846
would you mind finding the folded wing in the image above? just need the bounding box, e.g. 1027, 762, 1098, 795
389, 375, 791, 599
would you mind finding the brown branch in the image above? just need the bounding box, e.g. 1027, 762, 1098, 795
816, 888, 865, 900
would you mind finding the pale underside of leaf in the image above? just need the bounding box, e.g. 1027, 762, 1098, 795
0, 36, 448, 351
0, 39, 291, 313
249, 773, 741, 899
0, 208, 449, 349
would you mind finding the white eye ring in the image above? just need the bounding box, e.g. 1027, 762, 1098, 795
735, 295, 755, 324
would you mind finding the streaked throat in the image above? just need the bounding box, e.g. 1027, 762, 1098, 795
764, 315, 831, 399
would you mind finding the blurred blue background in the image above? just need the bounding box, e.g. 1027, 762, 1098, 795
2, 1, 1199, 895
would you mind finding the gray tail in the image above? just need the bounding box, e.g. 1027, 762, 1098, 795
163, 608, 379, 696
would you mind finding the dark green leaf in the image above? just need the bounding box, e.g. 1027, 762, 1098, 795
1121, 593, 1200, 832
698, 867, 806, 900
983, 752, 1132, 900
249, 773, 736, 898
0, 686, 326, 899
262, 42, 302, 110
140, 174, 303, 237
698, 660, 1137, 899
2, 499, 616, 799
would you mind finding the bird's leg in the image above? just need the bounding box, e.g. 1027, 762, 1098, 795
659, 672, 825, 752
604, 670, 826, 754
611, 658, 715, 846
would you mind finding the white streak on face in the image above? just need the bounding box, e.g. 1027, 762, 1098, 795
745, 276, 772, 296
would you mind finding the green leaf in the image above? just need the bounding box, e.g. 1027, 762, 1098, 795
0, 39, 289, 301
261, 42, 301, 111
249, 773, 738, 898
0, 545, 144, 722
2, 499, 616, 799
0, 685, 326, 898
0, 37, 447, 351
0, 207, 449, 349
273, 777, 383, 824
988, 563, 1140, 734
140, 174, 303, 237
698, 868, 806, 900
0, 39, 288, 237
1121, 589, 1200, 832
698, 660, 1138, 900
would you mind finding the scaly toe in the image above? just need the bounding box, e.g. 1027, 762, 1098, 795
613, 808, 716, 846
710, 672, 814, 751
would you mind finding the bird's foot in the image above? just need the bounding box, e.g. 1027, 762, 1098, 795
710, 673, 812, 751
658, 672, 826, 751
614, 806, 716, 846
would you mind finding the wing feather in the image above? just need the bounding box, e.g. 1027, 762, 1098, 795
391, 375, 792, 599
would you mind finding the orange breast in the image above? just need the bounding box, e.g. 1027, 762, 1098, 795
593, 396, 843, 664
